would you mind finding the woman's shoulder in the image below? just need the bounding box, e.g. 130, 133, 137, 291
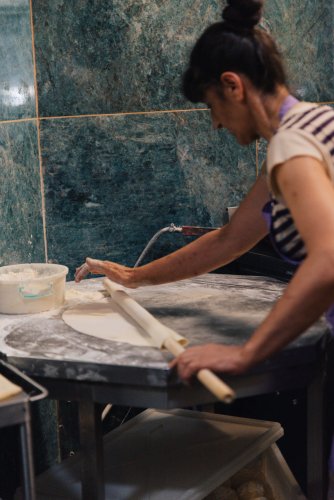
279, 101, 334, 132
269, 101, 334, 166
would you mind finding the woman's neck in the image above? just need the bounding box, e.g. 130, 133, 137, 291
245, 84, 291, 141
261, 86, 292, 139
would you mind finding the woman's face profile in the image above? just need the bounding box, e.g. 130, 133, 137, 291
204, 85, 259, 145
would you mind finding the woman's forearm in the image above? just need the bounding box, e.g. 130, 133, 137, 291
169, 251, 334, 380
79, 214, 267, 287
243, 250, 334, 365
133, 221, 264, 286
132, 174, 269, 286
75, 173, 270, 286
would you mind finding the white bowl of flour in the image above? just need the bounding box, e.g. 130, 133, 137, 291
0, 263, 68, 314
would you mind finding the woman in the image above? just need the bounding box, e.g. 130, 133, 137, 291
75, 0, 334, 382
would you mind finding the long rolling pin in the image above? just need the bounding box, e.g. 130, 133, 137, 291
103, 278, 235, 403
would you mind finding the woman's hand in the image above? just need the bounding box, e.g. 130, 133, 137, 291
75, 257, 137, 287
169, 343, 253, 382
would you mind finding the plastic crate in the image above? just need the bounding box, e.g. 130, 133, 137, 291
32, 408, 306, 500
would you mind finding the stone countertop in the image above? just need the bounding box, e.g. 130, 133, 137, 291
0, 274, 328, 386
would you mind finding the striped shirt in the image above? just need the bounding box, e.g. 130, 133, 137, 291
265, 102, 334, 264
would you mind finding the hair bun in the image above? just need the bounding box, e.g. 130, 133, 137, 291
222, 0, 263, 31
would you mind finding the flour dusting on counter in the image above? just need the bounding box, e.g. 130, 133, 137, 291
0, 275, 328, 383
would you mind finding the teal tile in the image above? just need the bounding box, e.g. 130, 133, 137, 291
263, 0, 334, 101
31, 0, 334, 118
0, 120, 45, 264
0, 0, 36, 120
32, 0, 221, 116
41, 112, 256, 277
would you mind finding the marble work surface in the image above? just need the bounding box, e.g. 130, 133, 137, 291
0, 274, 328, 387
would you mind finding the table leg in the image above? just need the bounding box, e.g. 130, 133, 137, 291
307, 369, 326, 500
19, 421, 36, 500
78, 401, 104, 500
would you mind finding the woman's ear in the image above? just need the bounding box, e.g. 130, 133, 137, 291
220, 72, 245, 101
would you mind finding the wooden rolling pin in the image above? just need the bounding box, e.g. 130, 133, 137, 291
103, 278, 235, 403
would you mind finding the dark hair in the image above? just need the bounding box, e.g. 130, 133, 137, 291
183, 0, 287, 102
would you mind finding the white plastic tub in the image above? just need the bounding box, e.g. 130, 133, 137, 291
28, 409, 306, 500
0, 263, 69, 314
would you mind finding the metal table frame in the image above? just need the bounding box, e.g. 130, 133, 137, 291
0, 393, 35, 500
26, 336, 328, 500
0, 361, 47, 500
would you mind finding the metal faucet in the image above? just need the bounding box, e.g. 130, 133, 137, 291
134, 223, 216, 267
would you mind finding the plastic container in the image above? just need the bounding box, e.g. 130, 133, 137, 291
0, 263, 69, 314
30, 409, 306, 500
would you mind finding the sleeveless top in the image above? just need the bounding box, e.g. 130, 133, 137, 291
262, 99, 334, 329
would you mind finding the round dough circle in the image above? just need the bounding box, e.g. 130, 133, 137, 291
62, 300, 153, 347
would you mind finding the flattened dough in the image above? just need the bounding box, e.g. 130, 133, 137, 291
0, 374, 22, 401
62, 300, 154, 347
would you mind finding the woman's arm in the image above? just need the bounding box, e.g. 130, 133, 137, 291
171, 156, 334, 379
75, 172, 270, 286
243, 156, 334, 360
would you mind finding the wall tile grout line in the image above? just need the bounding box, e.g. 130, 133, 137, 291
0, 107, 209, 125
38, 108, 210, 121
0, 101, 333, 127
29, 0, 48, 263
0, 117, 37, 125
28, 0, 63, 468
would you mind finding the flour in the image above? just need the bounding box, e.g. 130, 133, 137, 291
65, 288, 107, 302
0, 268, 39, 281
